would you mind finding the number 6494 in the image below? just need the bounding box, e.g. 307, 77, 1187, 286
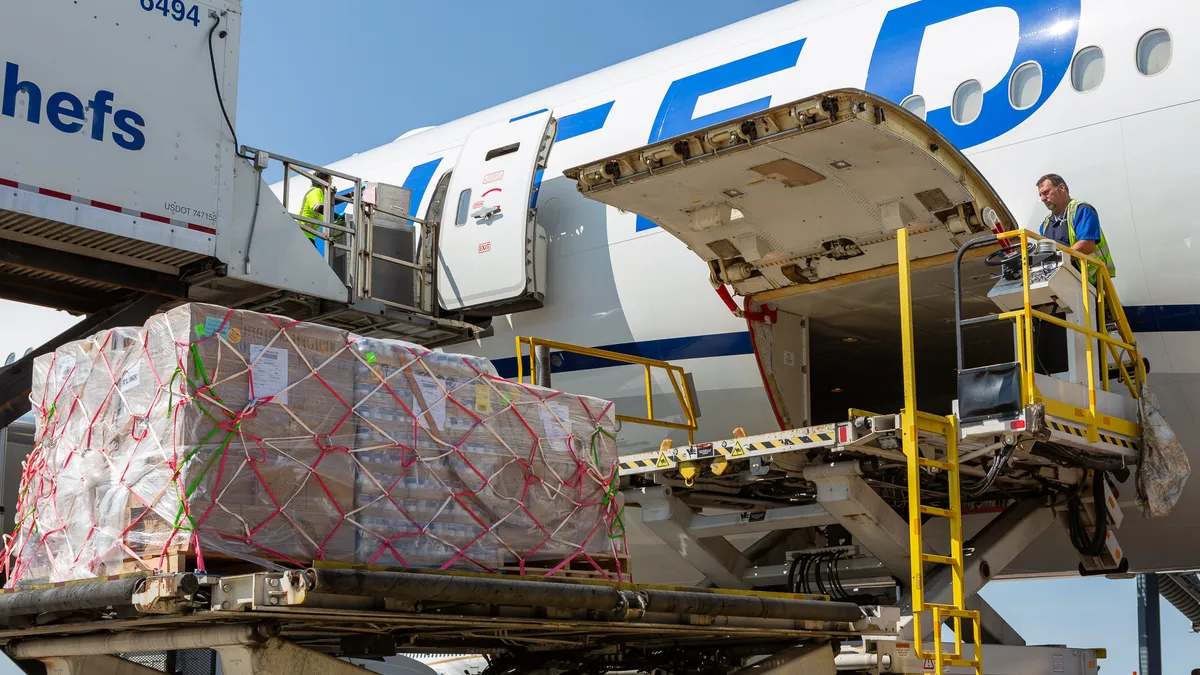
140, 0, 201, 27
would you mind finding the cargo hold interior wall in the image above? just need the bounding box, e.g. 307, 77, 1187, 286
750, 255, 1014, 427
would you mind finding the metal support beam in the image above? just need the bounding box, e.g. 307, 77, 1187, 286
1159, 572, 1200, 631
685, 503, 835, 539
0, 239, 187, 298
28, 655, 170, 675
1139, 573, 1162, 675
804, 463, 912, 582
0, 293, 165, 430
215, 638, 376, 675
636, 486, 754, 589
0, 274, 110, 314
731, 643, 836, 675
899, 499, 1055, 643
8, 624, 276, 658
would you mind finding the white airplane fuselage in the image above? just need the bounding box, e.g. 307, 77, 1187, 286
312, 0, 1200, 583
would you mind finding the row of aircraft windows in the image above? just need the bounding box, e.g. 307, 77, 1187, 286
901, 28, 1173, 125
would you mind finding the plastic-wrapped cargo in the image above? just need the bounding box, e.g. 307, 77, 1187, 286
4, 303, 623, 586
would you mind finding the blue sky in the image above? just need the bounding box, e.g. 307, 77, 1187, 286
232, 3, 1194, 672
0, 1, 1193, 672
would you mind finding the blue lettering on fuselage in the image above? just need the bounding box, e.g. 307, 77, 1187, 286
414, 2, 1079, 234
865, 0, 1080, 149
628, 0, 1080, 231
648, 39, 807, 144
1, 61, 146, 151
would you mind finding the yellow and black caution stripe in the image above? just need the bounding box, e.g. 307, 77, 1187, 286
1047, 419, 1139, 450
733, 432, 836, 454
619, 429, 838, 475
619, 453, 675, 472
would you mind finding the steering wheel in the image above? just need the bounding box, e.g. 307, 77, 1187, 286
984, 243, 1024, 267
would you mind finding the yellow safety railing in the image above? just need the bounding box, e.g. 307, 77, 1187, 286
514, 336, 698, 445
898, 229, 983, 675
994, 229, 1144, 443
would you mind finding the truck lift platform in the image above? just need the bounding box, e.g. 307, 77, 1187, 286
0, 564, 1106, 675
0, 566, 899, 675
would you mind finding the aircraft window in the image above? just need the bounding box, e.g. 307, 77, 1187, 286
486, 143, 520, 161
1009, 62, 1043, 110
1071, 46, 1105, 92
901, 95, 926, 120
455, 188, 471, 226
952, 80, 982, 125
1137, 29, 1172, 76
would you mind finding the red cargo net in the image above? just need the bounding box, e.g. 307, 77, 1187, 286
4, 305, 626, 586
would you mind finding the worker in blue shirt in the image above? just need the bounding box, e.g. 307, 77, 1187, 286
1036, 173, 1117, 282
1032, 174, 1118, 375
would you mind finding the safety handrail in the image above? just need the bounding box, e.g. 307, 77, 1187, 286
955, 228, 1144, 443
243, 145, 365, 299
514, 336, 698, 445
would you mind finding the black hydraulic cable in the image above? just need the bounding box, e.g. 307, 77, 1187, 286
787, 555, 803, 594
827, 552, 843, 600
814, 552, 831, 598
963, 442, 1018, 498
208, 13, 240, 155
831, 551, 849, 601
1068, 469, 1108, 557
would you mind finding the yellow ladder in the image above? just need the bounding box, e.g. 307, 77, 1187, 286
898, 229, 982, 675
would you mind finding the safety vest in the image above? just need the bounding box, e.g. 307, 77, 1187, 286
1040, 199, 1116, 282
298, 186, 324, 241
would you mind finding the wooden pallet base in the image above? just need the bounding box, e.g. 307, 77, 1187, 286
123, 550, 632, 582
498, 553, 632, 581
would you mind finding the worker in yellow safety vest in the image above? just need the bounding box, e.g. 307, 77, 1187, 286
298, 171, 332, 246
1036, 173, 1117, 283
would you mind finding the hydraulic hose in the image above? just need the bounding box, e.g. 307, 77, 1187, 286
1068, 469, 1108, 557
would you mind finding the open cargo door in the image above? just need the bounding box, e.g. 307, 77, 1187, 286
564, 89, 1017, 428
439, 111, 556, 316
565, 89, 1014, 295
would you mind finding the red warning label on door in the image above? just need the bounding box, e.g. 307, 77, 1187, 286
483, 170, 504, 184
478, 242, 491, 253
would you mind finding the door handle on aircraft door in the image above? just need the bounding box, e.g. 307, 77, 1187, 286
471, 205, 501, 220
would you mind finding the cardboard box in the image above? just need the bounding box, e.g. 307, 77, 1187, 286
6, 304, 621, 585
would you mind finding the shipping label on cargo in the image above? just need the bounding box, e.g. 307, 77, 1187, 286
118, 364, 141, 392
249, 345, 289, 404
53, 354, 76, 387
539, 400, 572, 449
203, 315, 232, 340
413, 373, 447, 431
475, 383, 492, 414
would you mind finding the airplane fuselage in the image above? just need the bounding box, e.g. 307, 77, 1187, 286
311, 0, 1200, 581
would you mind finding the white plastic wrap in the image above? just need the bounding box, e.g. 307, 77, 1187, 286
5, 304, 623, 586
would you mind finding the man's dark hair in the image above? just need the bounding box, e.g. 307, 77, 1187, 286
1037, 173, 1067, 191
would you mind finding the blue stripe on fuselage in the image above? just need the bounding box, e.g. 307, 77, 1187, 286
487, 305, 1198, 379
491, 332, 754, 379
402, 158, 443, 220
556, 101, 615, 142
510, 108, 549, 122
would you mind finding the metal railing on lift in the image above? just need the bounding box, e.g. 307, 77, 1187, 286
954, 229, 1144, 444
514, 336, 698, 445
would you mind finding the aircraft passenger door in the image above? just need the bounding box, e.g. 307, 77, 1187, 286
438, 111, 556, 315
